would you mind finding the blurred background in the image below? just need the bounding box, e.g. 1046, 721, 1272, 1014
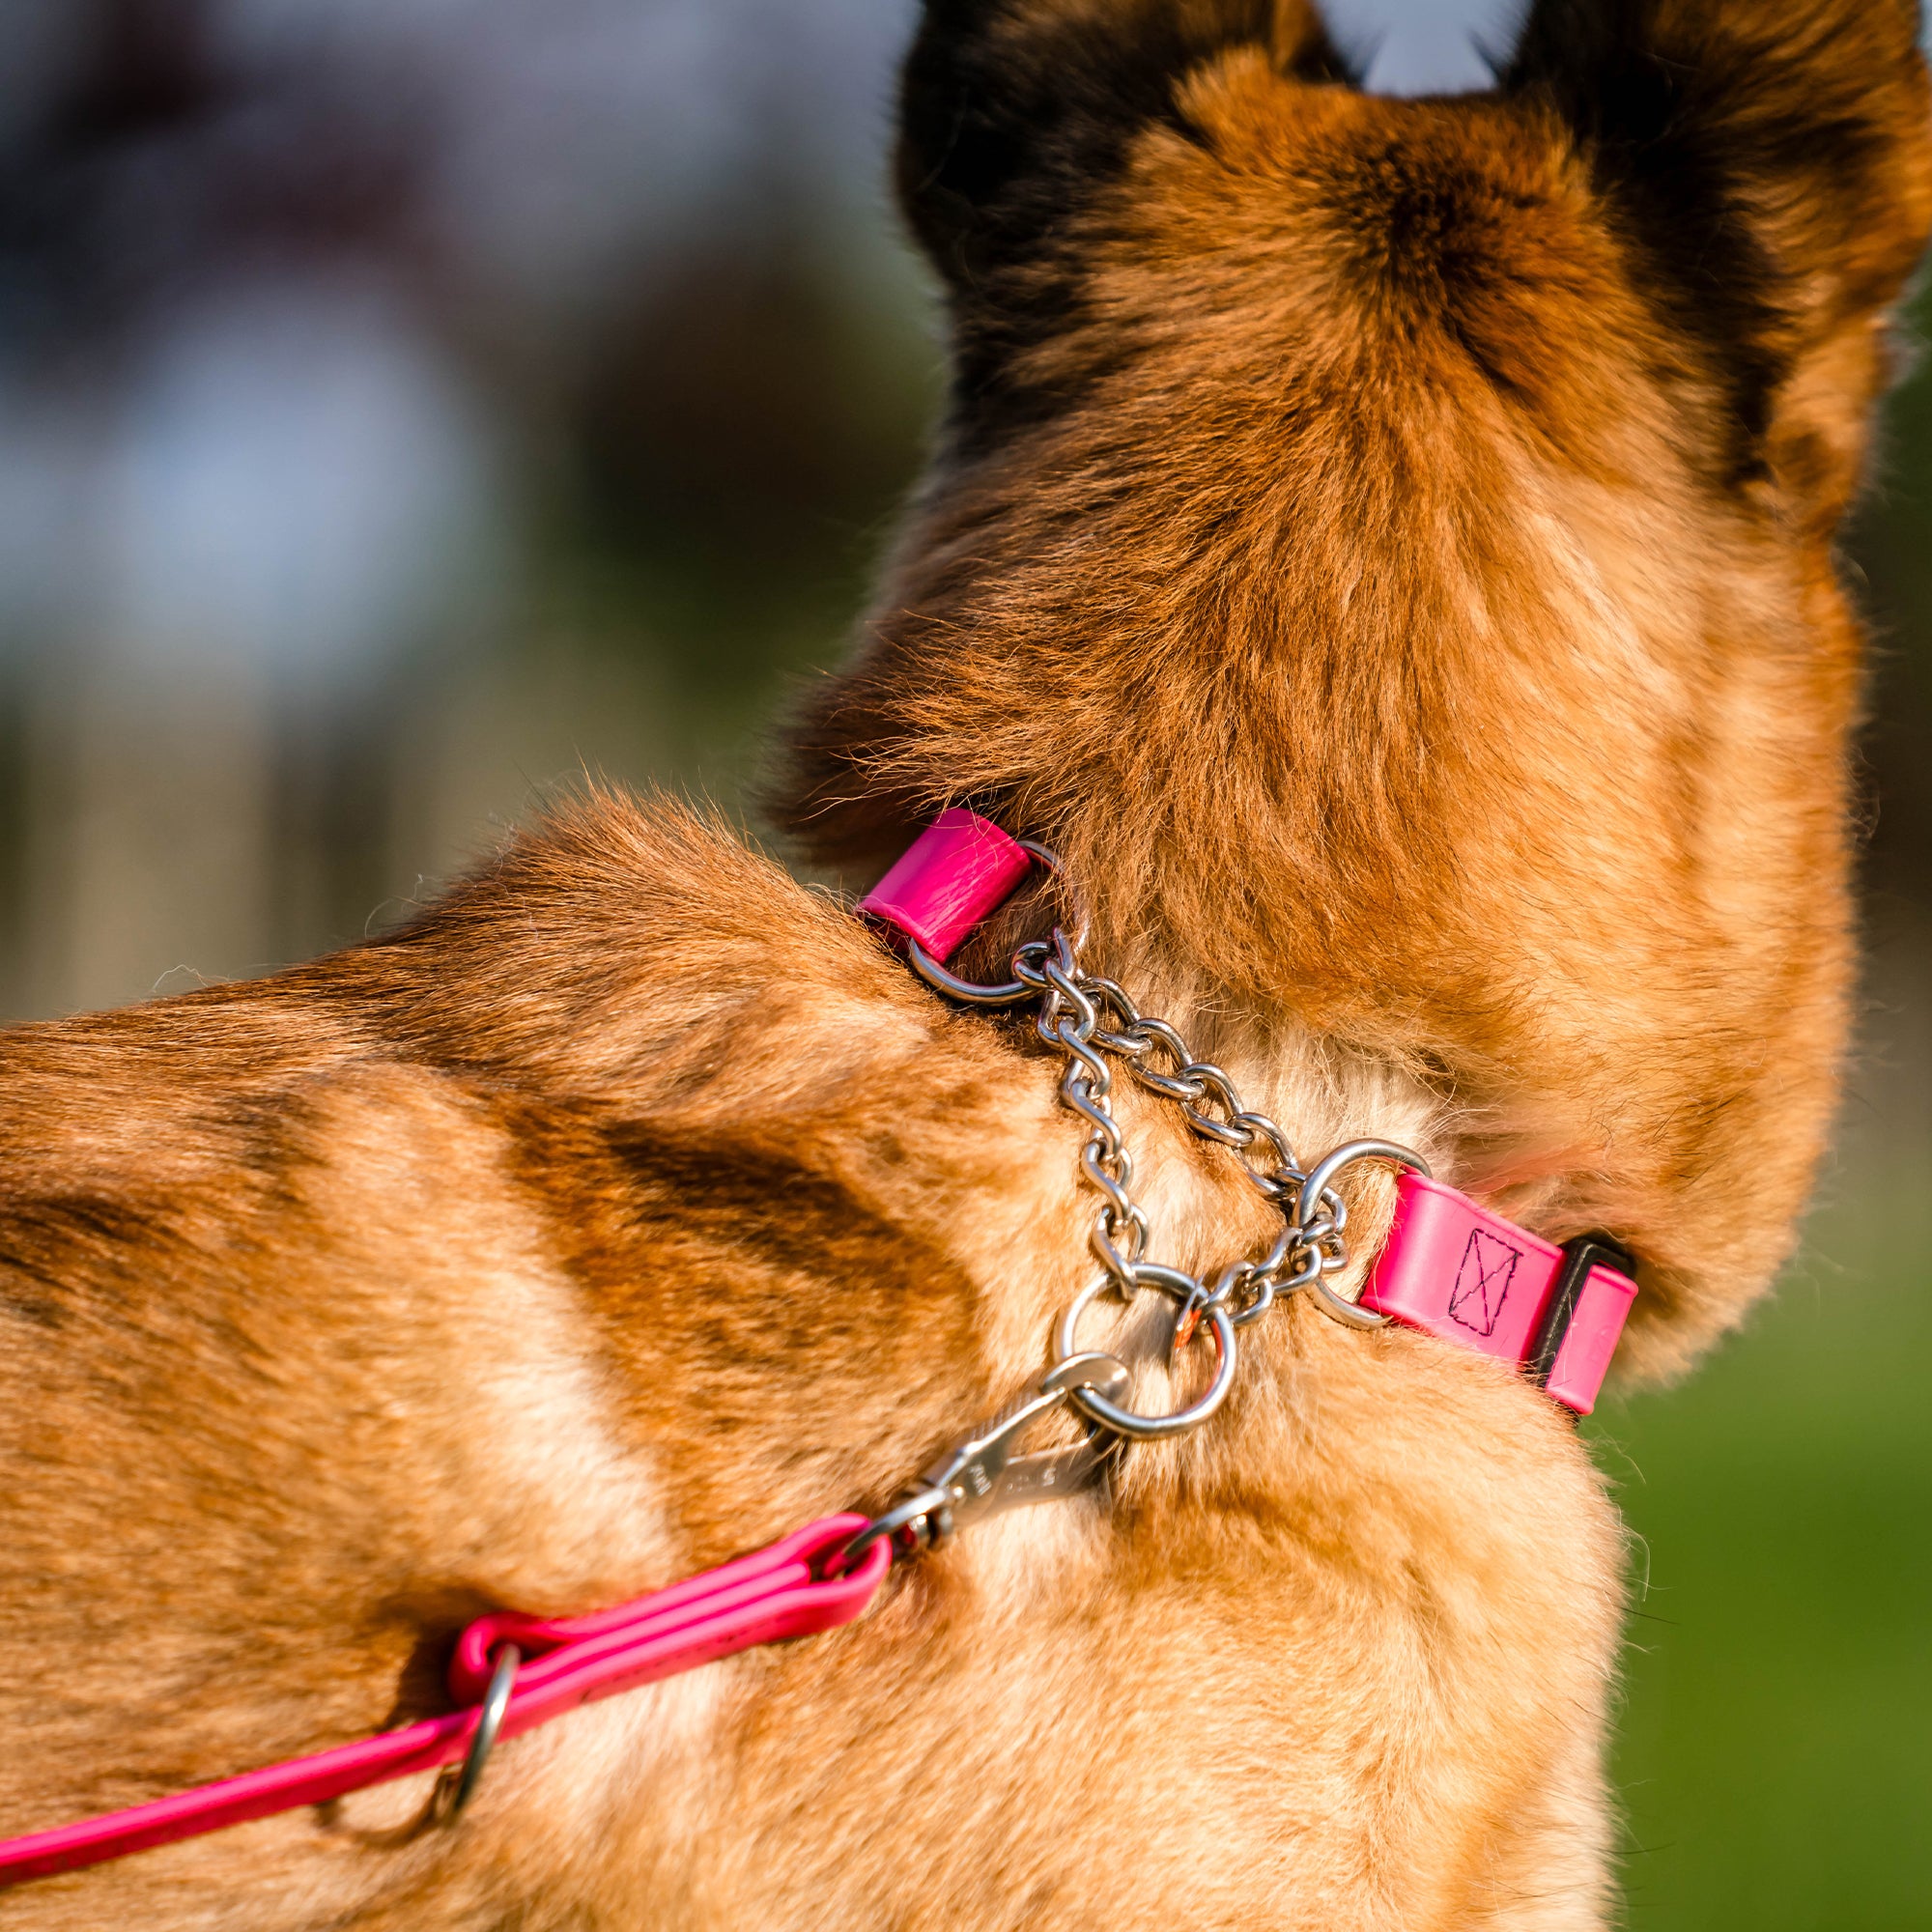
0, 2, 1922, 1923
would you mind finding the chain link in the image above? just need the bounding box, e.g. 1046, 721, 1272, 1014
840, 850, 1430, 1567
1009, 927, 1349, 1341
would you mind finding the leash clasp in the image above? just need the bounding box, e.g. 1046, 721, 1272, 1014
838, 1351, 1130, 1571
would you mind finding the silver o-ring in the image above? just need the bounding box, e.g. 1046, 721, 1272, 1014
441, 1641, 520, 1823
1292, 1139, 1432, 1331
1053, 1275, 1238, 1440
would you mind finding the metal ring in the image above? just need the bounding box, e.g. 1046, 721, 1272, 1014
1016, 839, 1089, 952
1053, 1277, 1238, 1440
902, 838, 1081, 1006
440, 1642, 520, 1823
1292, 1140, 1432, 1331
905, 939, 1035, 1007
1305, 1276, 1392, 1330
1293, 1138, 1431, 1235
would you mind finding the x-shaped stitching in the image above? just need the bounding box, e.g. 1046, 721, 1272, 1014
1447, 1229, 1520, 1337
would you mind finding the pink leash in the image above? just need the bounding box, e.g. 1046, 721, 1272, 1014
0, 1516, 887, 1891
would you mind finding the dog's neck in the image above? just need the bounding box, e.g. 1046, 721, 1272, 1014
925, 819, 1573, 1239
869, 811, 1461, 1233
1082, 947, 1447, 1200
1119, 943, 1587, 1229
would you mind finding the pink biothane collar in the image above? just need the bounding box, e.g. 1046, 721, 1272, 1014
860, 809, 1637, 1416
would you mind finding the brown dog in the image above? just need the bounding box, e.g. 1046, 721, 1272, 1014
2, 2, 1926, 1925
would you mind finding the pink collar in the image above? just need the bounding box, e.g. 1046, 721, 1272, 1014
858, 809, 1637, 1416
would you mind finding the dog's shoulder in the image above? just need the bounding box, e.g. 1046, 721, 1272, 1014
0, 789, 964, 1149
0, 790, 1072, 1434
0, 793, 1081, 1822
335, 789, 973, 1108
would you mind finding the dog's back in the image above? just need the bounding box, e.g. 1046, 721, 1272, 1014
3, 3, 1928, 1927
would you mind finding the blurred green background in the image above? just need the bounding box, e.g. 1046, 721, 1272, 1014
1591, 1183, 1932, 1928
0, 3, 1923, 1924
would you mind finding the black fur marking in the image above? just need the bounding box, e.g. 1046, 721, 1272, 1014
0, 1193, 163, 1328
1505, 0, 1912, 485
899, 1, 1353, 445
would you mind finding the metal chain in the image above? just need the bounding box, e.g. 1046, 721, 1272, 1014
837, 853, 1429, 1573
1011, 926, 1347, 1338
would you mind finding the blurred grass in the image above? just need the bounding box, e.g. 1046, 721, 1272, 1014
1588, 1196, 1932, 1929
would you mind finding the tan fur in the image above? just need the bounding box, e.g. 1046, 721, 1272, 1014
3, 3, 1927, 1925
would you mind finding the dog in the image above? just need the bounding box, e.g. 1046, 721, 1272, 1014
2, 1, 1926, 1925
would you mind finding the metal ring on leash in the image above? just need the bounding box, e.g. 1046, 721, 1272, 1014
439, 1642, 521, 1823
1292, 1140, 1432, 1330
1053, 1272, 1238, 1440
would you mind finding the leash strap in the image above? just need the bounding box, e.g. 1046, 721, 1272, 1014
0, 1516, 888, 1890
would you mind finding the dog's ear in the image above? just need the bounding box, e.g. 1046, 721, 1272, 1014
897, 1, 1351, 419
1505, 0, 1932, 507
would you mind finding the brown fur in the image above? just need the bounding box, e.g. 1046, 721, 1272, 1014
2, 3, 1927, 1926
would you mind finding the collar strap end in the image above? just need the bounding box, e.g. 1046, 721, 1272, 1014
857, 809, 1032, 965
1362, 1174, 1637, 1415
